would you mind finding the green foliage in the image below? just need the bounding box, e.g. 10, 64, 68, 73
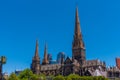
53, 75, 65, 80
65, 74, 108, 80
67, 74, 80, 80
8, 69, 109, 80
30, 74, 39, 80
18, 68, 33, 80
8, 69, 40, 80
38, 74, 46, 80
18, 69, 46, 80
8, 73, 19, 80
65, 76, 72, 80
46, 75, 54, 80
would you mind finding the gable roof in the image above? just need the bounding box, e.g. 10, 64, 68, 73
64, 57, 73, 64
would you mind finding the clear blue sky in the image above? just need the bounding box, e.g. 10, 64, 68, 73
0, 0, 120, 74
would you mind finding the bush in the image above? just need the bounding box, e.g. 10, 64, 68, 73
53, 75, 65, 80
8, 69, 109, 80
8, 73, 19, 80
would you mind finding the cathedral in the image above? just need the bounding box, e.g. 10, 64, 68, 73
31, 7, 106, 76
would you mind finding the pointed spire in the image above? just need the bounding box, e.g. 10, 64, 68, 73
42, 43, 49, 65
72, 7, 86, 64
44, 43, 47, 61
35, 40, 39, 57
31, 39, 40, 75
34, 40, 40, 60
75, 7, 81, 37
73, 7, 85, 49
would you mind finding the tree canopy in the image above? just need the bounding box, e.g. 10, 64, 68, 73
6, 69, 109, 80
8, 73, 19, 80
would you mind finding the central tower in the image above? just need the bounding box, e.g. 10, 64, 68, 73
72, 7, 86, 65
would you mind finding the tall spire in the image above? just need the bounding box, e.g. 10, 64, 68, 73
75, 7, 81, 37
42, 43, 49, 65
73, 7, 84, 49
44, 43, 48, 61
35, 40, 39, 58
33, 40, 40, 61
31, 40, 40, 75
72, 7, 86, 65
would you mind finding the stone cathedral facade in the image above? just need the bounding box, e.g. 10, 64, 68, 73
31, 7, 106, 76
